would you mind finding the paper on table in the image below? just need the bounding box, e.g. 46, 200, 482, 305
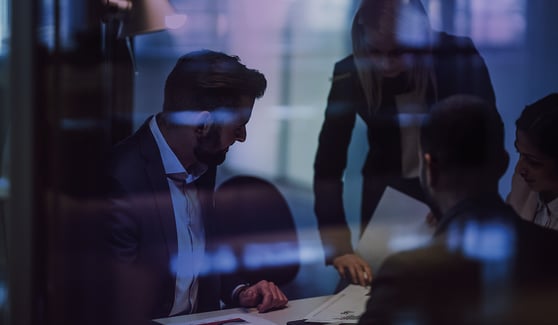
303, 284, 369, 324
356, 186, 433, 272
176, 313, 278, 325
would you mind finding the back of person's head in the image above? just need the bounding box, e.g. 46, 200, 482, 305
163, 49, 267, 113
516, 93, 558, 167
420, 95, 507, 181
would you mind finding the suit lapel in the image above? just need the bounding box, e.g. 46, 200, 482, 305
196, 166, 216, 237
136, 119, 179, 264
133, 117, 217, 276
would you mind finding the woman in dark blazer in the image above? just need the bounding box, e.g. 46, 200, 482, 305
313, 0, 496, 286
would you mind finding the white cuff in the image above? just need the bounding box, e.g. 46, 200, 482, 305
231, 283, 250, 303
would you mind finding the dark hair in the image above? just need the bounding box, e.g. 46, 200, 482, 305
163, 49, 267, 112
516, 93, 558, 164
420, 95, 504, 170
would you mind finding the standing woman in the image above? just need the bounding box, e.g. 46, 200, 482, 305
313, 0, 495, 286
507, 93, 558, 229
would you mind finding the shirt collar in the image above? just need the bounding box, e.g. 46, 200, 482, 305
537, 194, 558, 218
549, 197, 558, 215
149, 114, 207, 183
434, 194, 509, 236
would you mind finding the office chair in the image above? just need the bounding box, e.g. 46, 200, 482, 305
213, 175, 300, 287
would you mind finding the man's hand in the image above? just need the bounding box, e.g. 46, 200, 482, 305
333, 254, 372, 286
238, 280, 288, 313
425, 211, 437, 228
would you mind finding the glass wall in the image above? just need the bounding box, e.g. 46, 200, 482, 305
1, 0, 558, 324
130, 0, 557, 264
0, 0, 9, 322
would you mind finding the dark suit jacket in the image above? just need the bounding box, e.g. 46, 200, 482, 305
101, 118, 241, 324
314, 32, 496, 263
358, 195, 558, 325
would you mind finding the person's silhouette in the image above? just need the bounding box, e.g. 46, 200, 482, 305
101, 50, 288, 324
213, 176, 300, 287
313, 0, 495, 286
507, 93, 558, 229
359, 95, 558, 325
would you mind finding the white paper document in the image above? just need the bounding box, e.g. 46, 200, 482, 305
356, 186, 434, 272
170, 313, 278, 325
303, 284, 369, 324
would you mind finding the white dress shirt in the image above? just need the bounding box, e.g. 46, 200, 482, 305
533, 196, 558, 230
149, 115, 208, 315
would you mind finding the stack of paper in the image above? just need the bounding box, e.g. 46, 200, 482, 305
178, 313, 278, 325
356, 187, 433, 272
303, 284, 370, 324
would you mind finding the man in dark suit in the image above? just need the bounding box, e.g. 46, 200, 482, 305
358, 95, 558, 324
102, 50, 287, 324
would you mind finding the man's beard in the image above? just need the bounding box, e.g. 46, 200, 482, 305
194, 125, 227, 166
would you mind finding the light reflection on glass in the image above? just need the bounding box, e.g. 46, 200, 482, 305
191, 241, 326, 276
449, 220, 516, 261
165, 14, 187, 30
0, 283, 5, 308
456, 0, 526, 47
388, 234, 431, 252
243, 242, 299, 270
299, 244, 325, 264
195, 245, 237, 276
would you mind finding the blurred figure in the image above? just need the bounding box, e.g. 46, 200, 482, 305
213, 176, 300, 287
507, 93, 558, 229
358, 95, 558, 324
313, 0, 495, 286
101, 50, 287, 325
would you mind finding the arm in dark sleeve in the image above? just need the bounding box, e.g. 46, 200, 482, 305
198, 168, 253, 309
358, 256, 405, 324
434, 33, 496, 106
220, 273, 247, 307
100, 144, 176, 323
101, 176, 158, 325
359, 247, 481, 325
313, 59, 358, 264
358, 254, 421, 325
461, 36, 496, 105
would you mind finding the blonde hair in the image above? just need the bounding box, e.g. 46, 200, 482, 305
352, 0, 437, 115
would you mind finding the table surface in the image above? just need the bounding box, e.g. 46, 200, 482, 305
153, 295, 332, 325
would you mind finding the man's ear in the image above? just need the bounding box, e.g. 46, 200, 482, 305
194, 111, 213, 136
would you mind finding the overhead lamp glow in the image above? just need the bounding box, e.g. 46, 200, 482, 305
119, 0, 183, 38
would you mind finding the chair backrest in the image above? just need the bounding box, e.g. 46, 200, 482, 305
213, 175, 300, 286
